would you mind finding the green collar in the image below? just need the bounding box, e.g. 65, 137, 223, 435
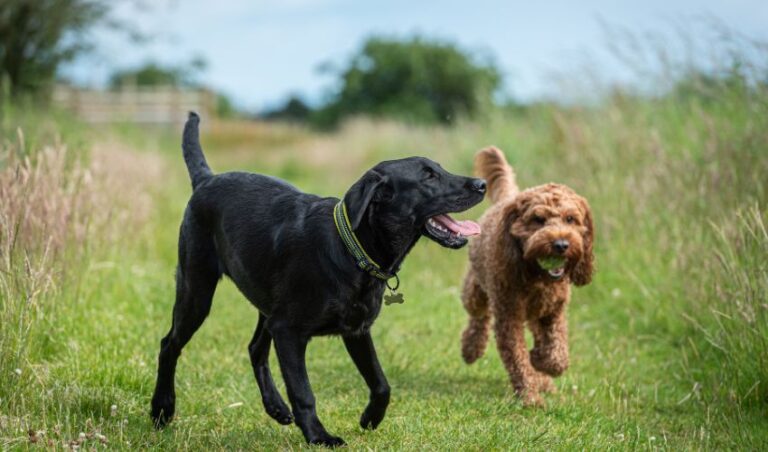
333, 200, 400, 288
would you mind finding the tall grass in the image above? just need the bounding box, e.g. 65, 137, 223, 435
685, 207, 768, 403
0, 125, 165, 447
1, 137, 94, 396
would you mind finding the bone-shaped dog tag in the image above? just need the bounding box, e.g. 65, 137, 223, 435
384, 291, 404, 305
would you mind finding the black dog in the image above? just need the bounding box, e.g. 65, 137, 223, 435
150, 113, 486, 446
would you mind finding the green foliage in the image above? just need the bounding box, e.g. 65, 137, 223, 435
107, 60, 242, 119
685, 207, 768, 409
108, 63, 186, 88
313, 36, 501, 127
215, 93, 237, 119
108, 59, 206, 89
0, 0, 110, 99
262, 95, 312, 122
0, 100, 90, 157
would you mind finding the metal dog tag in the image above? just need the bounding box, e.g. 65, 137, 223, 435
384, 291, 404, 305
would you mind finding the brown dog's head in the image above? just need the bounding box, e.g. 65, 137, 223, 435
504, 183, 594, 285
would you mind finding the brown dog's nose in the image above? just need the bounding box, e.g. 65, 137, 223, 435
468, 178, 486, 194
553, 239, 569, 254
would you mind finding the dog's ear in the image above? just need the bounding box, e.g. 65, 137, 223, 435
501, 198, 526, 269
344, 170, 389, 230
504, 192, 530, 239
572, 196, 594, 286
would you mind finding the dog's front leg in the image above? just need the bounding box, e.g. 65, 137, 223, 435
343, 332, 390, 430
271, 327, 345, 447
529, 312, 569, 377
493, 303, 542, 406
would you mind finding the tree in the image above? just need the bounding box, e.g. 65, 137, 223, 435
262, 95, 311, 122
314, 36, 501, 127
0, 0, 111, 98
108, 59, 207, 89
107, 59, 239, 118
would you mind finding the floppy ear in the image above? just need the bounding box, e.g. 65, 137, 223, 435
572, 197, 594, 286
500, 198, 526, 274
344, 170, 389, 230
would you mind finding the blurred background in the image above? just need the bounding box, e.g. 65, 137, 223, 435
1, 1, 767, 449
2, 0, 767, 124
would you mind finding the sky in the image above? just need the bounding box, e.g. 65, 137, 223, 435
62, 0, 768, 111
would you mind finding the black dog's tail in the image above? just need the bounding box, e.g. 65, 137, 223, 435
182, 112, 213, 189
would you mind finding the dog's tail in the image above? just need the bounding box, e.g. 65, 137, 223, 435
474, 146, 517, 203
182, 112, 213, 190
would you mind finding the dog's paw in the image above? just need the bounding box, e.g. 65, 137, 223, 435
530, 347, 568, 377
360, 389, 390, 430
461, 343, 483, 364
533, 374, 557, 394
150, 393, 176, 428
514, 387, 545, 408
360, 404, 386, 430
263, 399, 293, 425
522, 393, 545, 407
309, 433, 346, 448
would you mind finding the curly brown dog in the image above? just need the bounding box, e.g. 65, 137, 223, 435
460, 147, 594, 405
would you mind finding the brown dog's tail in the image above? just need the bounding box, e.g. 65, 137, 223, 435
474, 147, 517, 203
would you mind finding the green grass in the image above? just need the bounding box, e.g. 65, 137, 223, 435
2, 78, 768, 450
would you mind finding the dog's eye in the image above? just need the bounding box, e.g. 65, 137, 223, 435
566, 215, 575, 224
533, 216, 546, 225
423, 167, 438, 180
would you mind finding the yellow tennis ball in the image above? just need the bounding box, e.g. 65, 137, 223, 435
537, 256, 566, 270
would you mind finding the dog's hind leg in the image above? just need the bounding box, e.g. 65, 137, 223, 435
248, 313, 293, 425
461, 271, 491, 364
151, 215, 220, 428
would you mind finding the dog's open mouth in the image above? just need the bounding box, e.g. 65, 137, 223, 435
537, 256, 566, 280
423, 213, 481, 249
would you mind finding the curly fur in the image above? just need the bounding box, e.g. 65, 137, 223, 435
461, 147, 595, 405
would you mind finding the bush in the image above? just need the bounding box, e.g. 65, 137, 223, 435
313, 36, 501, 127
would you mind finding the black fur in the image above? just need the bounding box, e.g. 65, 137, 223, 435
150, 112, 486, 447
181, 113, 213, 189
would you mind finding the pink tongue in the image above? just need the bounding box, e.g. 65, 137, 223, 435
432, 214, 482, 236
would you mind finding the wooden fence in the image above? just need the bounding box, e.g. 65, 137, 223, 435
52, 85, 216, 125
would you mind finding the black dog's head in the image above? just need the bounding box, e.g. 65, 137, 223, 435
343, 157, 486, 250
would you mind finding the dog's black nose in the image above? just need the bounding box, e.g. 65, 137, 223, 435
553, 239, 569, 254
468, 178, 486, 194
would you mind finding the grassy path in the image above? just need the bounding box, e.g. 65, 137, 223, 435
2, 112, 767, 449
